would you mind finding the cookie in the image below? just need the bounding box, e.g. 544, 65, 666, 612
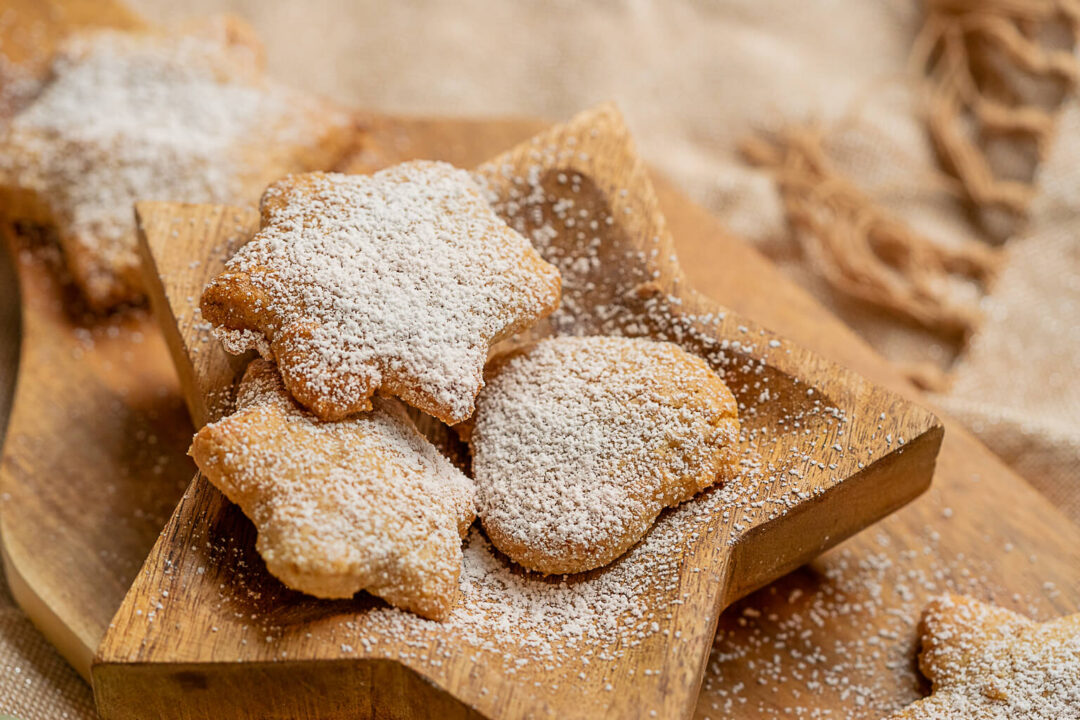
200, 161, 562, 424
189, 359, 476, 620
0, 0, 145, 120
885, 594, 1080, 719
469, 335, 740, 575
0, 16, 358, 310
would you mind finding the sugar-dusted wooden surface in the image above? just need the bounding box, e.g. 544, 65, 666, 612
671, 187, 1080, 718
92, 107, 940, 720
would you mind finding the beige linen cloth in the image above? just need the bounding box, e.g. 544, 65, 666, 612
1, 0, 1077, 716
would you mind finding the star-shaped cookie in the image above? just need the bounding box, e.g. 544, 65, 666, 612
200, 161, 562, 424
0, 16, 357, 310
469, 336, 740, 575
885, 594, 1080, 719
189, 359, 476, 620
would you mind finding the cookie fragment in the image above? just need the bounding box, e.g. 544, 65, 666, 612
0, 18, 355, 310
885, 594, 1080, 719
201, 161, 562, 424
469, 335, 740, 575
189, 360, 475, 620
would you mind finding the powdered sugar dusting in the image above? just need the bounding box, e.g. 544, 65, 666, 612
183, 409, 842, 677
184, 153, 861, 677
204, 161, 561, 423
886, 594, 1080, 720
123, 117, 936, 716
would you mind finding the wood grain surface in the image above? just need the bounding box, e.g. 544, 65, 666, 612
91, 107, 941, 720
0, 226, 195, 678
0, 2, 1077, 719
0, 0, 180, 682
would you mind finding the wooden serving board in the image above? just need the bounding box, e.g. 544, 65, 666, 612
0, 224, 195, 678
1, 4, 1078, 718
91, 107, 941, 720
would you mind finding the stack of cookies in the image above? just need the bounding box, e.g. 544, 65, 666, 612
191, 161, 741, 619
0, 11, 743, 623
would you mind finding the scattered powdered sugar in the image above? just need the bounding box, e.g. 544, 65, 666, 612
471, 335, 739, 574
698, 512, 1078, 720
173, 229, 852, 679
0, 25, 341, 302
188, 405, 841, 677
290, 146, 894, 678
183, 145, 863, 678
218, 316, 851, 675
318, 480, 731, 670
206, 162, 561, 423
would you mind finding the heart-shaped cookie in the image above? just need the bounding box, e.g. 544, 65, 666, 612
469, 335, 740, 574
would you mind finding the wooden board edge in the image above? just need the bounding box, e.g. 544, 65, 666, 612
0, 224, 23, 444
724, 422, 944, 605
135, 201, 258, 429
1, 217, 197, 681
135, 202, 204, 426
93, 657, 486, 720
2, 542, 95, 680
0, 223, 95, 680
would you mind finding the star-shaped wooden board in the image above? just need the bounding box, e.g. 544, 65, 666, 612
92, 105, 943, 720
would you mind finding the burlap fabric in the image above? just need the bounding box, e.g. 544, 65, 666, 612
934, 100, 1080, 523
0, 0, 1076, 716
